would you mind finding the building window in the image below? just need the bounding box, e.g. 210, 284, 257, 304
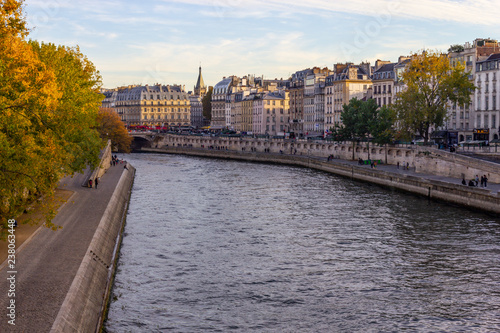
492, 114, 496, 129
477, 115, 481, 128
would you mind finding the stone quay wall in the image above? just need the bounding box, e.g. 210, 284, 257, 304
158, 134, 500, 183
143, 142, 500, 215
50, 163, 136, 333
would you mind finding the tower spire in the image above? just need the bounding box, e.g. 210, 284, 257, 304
194, 64, 206, 97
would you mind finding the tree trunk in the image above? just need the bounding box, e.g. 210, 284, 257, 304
367, 140, 370, 160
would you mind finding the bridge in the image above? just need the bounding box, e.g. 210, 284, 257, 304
130, 132, 162, 149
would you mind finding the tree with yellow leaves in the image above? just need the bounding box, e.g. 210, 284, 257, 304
392, 50, 475, 143
0, 0, 104, 226
97, 108, 133, 153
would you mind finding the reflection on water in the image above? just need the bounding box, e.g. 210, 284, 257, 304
105, 153, 500, 332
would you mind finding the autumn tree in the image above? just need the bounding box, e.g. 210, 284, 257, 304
393, 50, 475, 143
1, 0, 28, 37
97, 108, 132, 152
0, 0, 105, 226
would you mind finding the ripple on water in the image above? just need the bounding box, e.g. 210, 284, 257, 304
105, 154, 500, 332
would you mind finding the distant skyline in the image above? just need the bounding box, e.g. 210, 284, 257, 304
24, 0, 498, 90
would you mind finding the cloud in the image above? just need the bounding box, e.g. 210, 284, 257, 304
97, 31, 332, 88
168, 0, 498, 26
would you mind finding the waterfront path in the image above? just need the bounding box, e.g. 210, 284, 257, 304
333, 157, 500, 194
0, 162, 128, 332
147, 147, 500, 196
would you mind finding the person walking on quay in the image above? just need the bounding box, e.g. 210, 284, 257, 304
462, 177, 466, 185
475, 175, 479, 186
483, 175, 488, 187
480, 175, 485, 187
95, 177, 99, 189
89, 179, 93, 188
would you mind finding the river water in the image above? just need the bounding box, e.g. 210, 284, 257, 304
105, 153, 500, 332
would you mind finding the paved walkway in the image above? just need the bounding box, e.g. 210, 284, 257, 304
325, 156, 500, 194
0, 162, 127, 332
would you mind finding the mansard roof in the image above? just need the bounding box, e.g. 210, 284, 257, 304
483, 52, 500, 62
263, 91, 285, 100
214, 77, 233, 89
374, 63, 395, 73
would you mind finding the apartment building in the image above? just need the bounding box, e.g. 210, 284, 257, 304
372, 61, 395, 108
475, 53, 500, 142
447, 38, 500, 142
325, 64, 372, 127
252, 90, 289, 136
108, 84, 191, 127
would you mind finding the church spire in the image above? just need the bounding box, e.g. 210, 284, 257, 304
194, 65, 206, 97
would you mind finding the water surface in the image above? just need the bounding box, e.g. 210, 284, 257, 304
106, 153, 500, 332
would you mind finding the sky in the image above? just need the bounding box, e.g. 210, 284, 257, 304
24, 0, 499, 91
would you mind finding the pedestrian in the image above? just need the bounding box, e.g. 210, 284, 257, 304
462, 178, 466, 185
397, 162, 399, 169
475, 175, 479, 186
406, 162, 409, 170
480, 175, 485, 187
484, 175, 488, 187
95, 177, 99, 189
89, 179, 93, 188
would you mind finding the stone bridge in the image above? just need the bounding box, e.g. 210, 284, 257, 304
130, 132, 162, 150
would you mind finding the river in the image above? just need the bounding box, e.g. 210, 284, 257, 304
105, 153, 500, 332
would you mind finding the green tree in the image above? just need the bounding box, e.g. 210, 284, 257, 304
29, 41, 104, 172
393, 50, 475, 143
0, 1, 105, 227
332, 98, 394, 159
202, 86, 213, 121
448, 44, 464, 53
371, 106, 395, 145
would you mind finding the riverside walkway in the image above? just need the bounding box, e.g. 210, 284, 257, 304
146, 146, 500, 196
0, 162, 128, 332
336, 157, 500, 195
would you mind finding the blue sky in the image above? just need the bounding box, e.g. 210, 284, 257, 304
24, 0, 498, 91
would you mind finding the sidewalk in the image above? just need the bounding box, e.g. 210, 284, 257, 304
327, 157, 500, 195
0, 162, 127, 332
0, 188, 74, 265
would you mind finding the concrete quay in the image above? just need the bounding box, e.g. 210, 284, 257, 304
143, 146, 500, 215
0, 161, 134, 332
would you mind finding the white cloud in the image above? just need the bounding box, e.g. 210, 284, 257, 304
168, 0, 499, 26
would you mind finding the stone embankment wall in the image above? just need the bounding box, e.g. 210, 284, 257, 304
83, 140, 113, 188
50, 164, 135, 333
159, 134, 500, 183
143, 145, 500, 215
